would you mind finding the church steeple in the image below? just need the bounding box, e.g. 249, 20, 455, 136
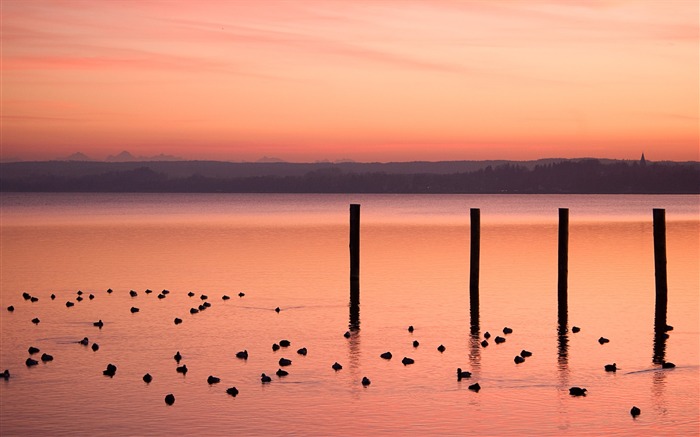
640, 153, 646, 166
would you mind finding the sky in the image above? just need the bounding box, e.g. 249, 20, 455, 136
1, 0, 698, 163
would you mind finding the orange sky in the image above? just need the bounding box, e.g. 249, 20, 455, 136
1, 0, 698, 162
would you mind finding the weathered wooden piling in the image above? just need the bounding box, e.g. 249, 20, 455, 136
653, 208, 668, 314
350, 204, 360, 283
558, 208, 569, 309
469, 208, 480, 315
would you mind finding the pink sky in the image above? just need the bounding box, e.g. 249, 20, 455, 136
1, 0, 698, 162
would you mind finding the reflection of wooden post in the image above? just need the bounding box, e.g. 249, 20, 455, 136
558, 208, 569, 309
350, 203, 360, 282
469, 208, 480, 312
653, 209, 668, 314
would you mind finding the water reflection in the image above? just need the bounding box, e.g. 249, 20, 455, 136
469, 295, 481, 369
653, 292, 668, 365
557, 299, 569, 375
349, 280, 360, 332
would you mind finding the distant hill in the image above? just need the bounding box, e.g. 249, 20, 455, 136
105, 150, 182, 162
61, 152, 94, 161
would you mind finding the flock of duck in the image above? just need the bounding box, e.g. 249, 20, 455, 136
4, 288, 676, 420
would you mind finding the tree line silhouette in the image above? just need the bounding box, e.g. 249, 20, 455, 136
2, 159, 698, 193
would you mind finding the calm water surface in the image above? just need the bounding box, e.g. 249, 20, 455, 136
1, 194, 698, 436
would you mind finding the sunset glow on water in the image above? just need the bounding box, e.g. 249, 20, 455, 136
1, 193, 698, 436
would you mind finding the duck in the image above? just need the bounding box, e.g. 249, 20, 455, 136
481, 340, 489, 348
187, 292, 195, 297
401, 357, 415, 365
236, 350, 248, 360
31, 318, 40, 325
437, 344, 446, 353
28, 346, 40, 354
275, 307, 281, 313
457, 368, 472, 380
174, 318, 183, 325
278, 358, 292, 367
22, 292, 31, 300
198, 305, 206, 311
190, 308, 199, 314
226, 387, 239, 396
520, 350, 533, 358
106, 288, 113, 294
279, 340, 291, 347
661, 361, 676, 369
1, 369, 9, 380
380, 352, 392, 360
413, 340, 420, 348
222, 295, 230, 300
26, 358, 39, 367
468, 382, 481, 392
276, 368, 288, 377
202, 302, 211, 308
272, 343, 280, 351
51, 294, 56, 300
176, 365, 188, 374
569, 387, 587, 396
161, 289, 170, 295
207, 375, 220, 384
76, 290, 83, 296
343, 331, 351, 338
76, 296, 83, 302
297, 347, 307, 356
630, 406, 641, 417
165, 394, 175, 405
7, 306, 14, 312
145, 289, 153, 294
332, 362, 343, 371
157, 294, 165, 299
407, 325, 414, 333
66, 301, 74, 307
79, 337, 89, 346
103, 363, 117, 377
130, 307, 139, 313
514, 356, 525, 364
494, 336, 506, 344
604, 363, 617, 372
598, 337, 610, 344
91, 343, 99, 352
143, 373, 152, 383
40, 353, 53, 362
88, 294, 94, 300
503, 327, 513, 334
484, 331, 491, 339
261, 373, 272, 383
238, 292, 245, 297
129, 290, 137, 297
200, 294, 208, 300
362, 377, 371, 386
93, 320, 104, 328
174, 351, 182, 362
30, 297, 38, 303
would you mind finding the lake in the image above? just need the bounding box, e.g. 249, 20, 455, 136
1, 193, 698, 436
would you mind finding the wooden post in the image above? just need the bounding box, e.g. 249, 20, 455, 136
469, 208, 480, 314
558, 208, 569, 309
350, 204, 360, 283
653, 208, 668, 313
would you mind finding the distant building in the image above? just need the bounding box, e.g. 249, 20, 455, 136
640, 153, 646, 166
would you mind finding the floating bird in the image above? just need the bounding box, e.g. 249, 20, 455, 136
362, 377, 371, 386
380, 352, 392, 360
437, 344, 446, 353
187, 292, 195, 297
93, 320, 103, 328
51, 294, 56, 300
91, 343, 99, 352
279, 340, 291, 347
484, 332, 491, 339
143, 373, 152, 383
162, 289, 170, 295
238, 292, 245, 297
276, 368, 288, 377
174, 318, 183, 325
145, 289, 153, 294
103, 363, 117, 377
408, 325, 414, 333
468, 383, 481, 392
226, 387, 239, 397
30, 297, 38, 303
604, 363, 617, 372
31, 318, 40, 325
66, 301, 74, 307
481, 340, 488, 348
198, 305, 206, 311
598, 337, 610, 344
130, 307, 139, 313
190, 308, 199, 314
569, 387, 587, 396
661, 362, 675, 369
1, 369, 9, 380
332, 362, 343, 371
520, 350, 533, 358
279, 358, 292, 367
174, 351, 182, 362
200, 294, 208, 300
503, 327, 513, 334
272, 343, 280, 351
40, 353, 53, 362
202, 302, 211, 308
76, 296, 83, 302
28, 346, 40, 354
401, 357, 415, 365
176, 365, 188, 374
222, 295, 230, 300
664, 325, 674, 332
630, 406, 641, 417
275, 307, 281, 313
207, 375, 220, 384
77, 290, 83, 296
297, 347, 307, 356
514, 356, 525, 364
157, 294, 165, 299
494, 336, 506, 344
261, 373, 272, 383
236, 350, 248, 360
7, 306, 14, 312
26, 358, 39, 367
343, 331, 351, 338
457, 368, 471, 380
88, 294, 94, 300
165, 394, 175, 405
129, 290, 137, 297
79, 337, 89, 346
107, 288, 113, 294
22, 292, 31, 300
413, 340, 420, 347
